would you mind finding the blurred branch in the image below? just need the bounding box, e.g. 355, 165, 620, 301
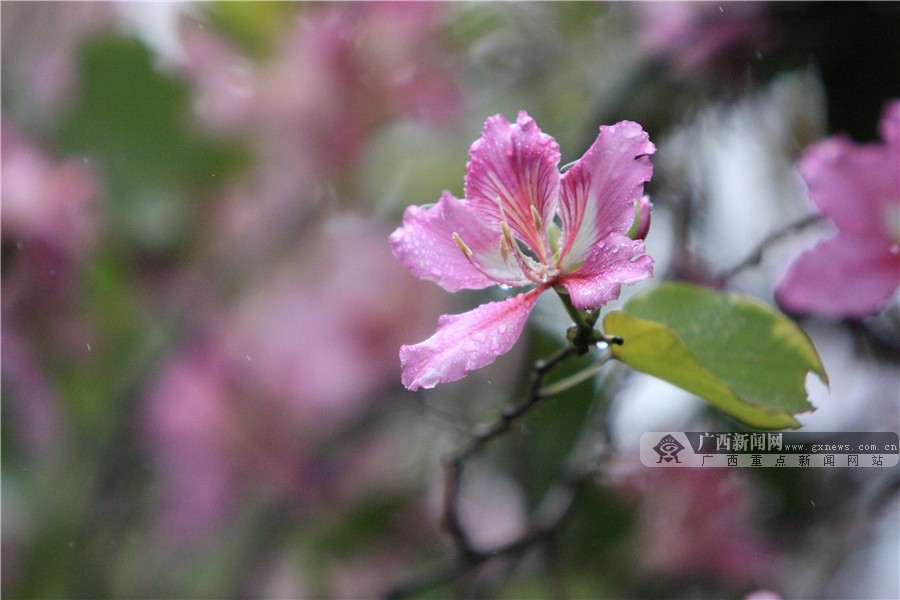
385, 318, 618, 599
441, 343, 577, 557
383, 471, 590, 600
716, 213, 823, 283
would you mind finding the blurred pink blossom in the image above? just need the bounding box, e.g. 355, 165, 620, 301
633, 2, 777, 76
615, 467, 776, 583
142, 343, 246, 541
777, 100, 900, 318
1, 119, 102, 364
1, 118, 100, 254
0, 2, 112, 119
744, 590, 783, 600
178, 20, 257, 132
0, 324, 65, 459
226, 214, 443, 430
254, 2, 461, 170
391, 112, 655, 390
182, 3, 463, 270
143, 339, 319, 542
143, 214, 443, 540
182, 3, 460, 169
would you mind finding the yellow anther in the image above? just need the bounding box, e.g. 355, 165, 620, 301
500, 220, 516, 247
530, 204, 544, 230
452, 232, 473, 258
499, 235, 511, 264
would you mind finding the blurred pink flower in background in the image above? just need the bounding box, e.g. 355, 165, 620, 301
255, 2, 460, 170
1, 326, 66, 460
142, 342, 251, 541
181, 2, 461, 163
1, 117, 102, 369
143, 214, 443, 541
179, 19, 257, 133
633, 2, 777, 77
391, 111, 655, 390
225, 214, 443, 430
615, 467, 777, 584
1, 118, 100, 255
777, 100, 900, 318
0, 2, 112, 120
181, 3, 462, 273
744, 590, 783, 600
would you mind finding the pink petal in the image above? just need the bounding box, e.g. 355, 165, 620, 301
399, 289, 542, 390
776, 235, 900, 318
464, 111, 561, 261
390, 191, 528, 291
629, 195, 652, 241
559, 234, 654, 311
798, 135, 897, 239
558, 121, 655, 271
879, 99, 900, 148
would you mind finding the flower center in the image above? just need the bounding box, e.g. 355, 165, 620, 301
499, 217, 559, 285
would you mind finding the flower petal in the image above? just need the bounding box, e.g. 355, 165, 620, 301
558, 121, 655, 271
399, 289, 542, 390
390, 191, 528, 291
879, 99, 900, 148
627, 195, 653, 241
464, 111, 560, 261
798, 135, 897, 238
776, 235, 900, 318
559, 234, 654, 311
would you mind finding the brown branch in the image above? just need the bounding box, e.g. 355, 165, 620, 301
384, 325, 620, 599
383, 473, 589, 600
439, 343, 577, 558
716, 213, 823, 282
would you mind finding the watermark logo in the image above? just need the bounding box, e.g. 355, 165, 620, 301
640, 432, 899, 468
652, 434, 685, 463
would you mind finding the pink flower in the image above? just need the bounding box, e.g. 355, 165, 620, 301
777, 100, 900, 318
390, 111, 655, 390
1, 118, 100, 254
632, 3, 777, 77
615, 467, 776, 583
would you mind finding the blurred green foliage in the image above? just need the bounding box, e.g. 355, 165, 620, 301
58, 36, 243, 254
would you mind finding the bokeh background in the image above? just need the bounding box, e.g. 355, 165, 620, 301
2, 2, 898, 599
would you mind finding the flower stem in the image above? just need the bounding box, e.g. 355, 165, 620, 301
555, 287, 591, 330
538, 354, 612, 398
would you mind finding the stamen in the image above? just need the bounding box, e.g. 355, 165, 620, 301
530, 204, 544, 231
452, 232, 473, 258
499, 235, 511, 265
453, 231, 527, 287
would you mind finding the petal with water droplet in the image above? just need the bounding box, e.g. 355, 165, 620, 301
399, 289, 541, 390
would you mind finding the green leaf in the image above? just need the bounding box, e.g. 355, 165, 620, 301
603, 282, 827, 430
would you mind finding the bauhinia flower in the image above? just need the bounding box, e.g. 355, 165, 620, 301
390, 111, 656, 390
777, 100, 900, 318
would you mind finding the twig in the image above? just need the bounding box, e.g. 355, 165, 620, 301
717, 213, 823, 282
385, 289, 621, 599
440, 343, 577, 558
384, 467, 593, 600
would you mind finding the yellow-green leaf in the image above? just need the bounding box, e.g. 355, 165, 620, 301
603, 282, 827, 430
